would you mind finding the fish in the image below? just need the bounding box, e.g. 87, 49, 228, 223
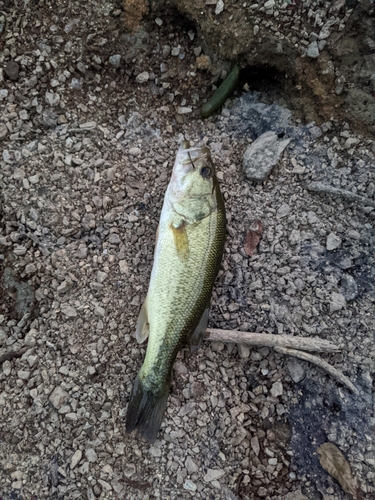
125, 140, 226, 442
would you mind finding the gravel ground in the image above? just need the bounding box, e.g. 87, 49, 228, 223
1, 1, 374, 500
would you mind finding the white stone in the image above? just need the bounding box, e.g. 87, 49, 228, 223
203, 468, 225, 482
70, 450, 82, 469
243, 131, 291, 181
270, 381, 283, 397
177, 106, 192, 114
136, 71, 149, 84
215, 0, 224, 15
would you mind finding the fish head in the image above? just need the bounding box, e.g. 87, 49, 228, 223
169, 141, 220, 222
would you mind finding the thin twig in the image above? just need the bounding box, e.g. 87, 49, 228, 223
274, 346, 359, 395
205, 328, 339, 353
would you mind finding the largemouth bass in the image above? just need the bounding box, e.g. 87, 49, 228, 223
125, 141, 226, 442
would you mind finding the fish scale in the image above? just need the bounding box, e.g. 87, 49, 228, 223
126, 141, 226, 442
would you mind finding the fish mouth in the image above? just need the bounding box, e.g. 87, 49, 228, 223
177, 141, 211, 170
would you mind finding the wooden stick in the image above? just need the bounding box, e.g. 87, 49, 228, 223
205, 328, 358, 395
274, 346, 359, 395
205, 328, 340, 353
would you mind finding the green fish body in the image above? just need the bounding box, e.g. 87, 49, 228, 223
125, 141, 226, 442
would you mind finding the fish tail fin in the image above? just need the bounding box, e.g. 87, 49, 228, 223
125, 375, 170, 443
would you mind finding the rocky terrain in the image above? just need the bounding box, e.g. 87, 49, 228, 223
0, 1, 374, 499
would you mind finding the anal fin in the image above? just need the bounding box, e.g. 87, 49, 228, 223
135, 298, 149, 344
189, 308, 209, 353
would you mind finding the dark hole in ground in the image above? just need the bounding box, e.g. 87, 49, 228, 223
240, 65, 291, 97
238, 64, 307, 118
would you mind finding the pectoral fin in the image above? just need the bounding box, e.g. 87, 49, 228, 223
189, 308, 209, 353
171, 221, 189, 261
135, 298, 149, 343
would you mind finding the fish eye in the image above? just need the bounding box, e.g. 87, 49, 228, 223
200, 166, 211, 178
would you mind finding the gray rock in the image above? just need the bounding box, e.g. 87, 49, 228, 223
19, 109, 29, 121
243, 131, 291, 181
45, 92, 60, 106
77, 62, 86, 74
49, 386, 69, 409
42, 108, 58, 128
203, 468, 225, 482
286, 359, 306, 383
326, 233, 342, 250
29, 174, 39, 184
340, 275, 358, 301
289, 229, 301, 245
183, 479, 197, 492
5, 60, 20, 81
65, 412, 78, 421
0, 123, 8, 140
85, 448, 98, 463
71, 78, 82, 89
149, 445, 162, 457
238, 343, 250, 359
26, 75, 38, 88
94, 305, 105, 317
61, 305, 78, 317
281, 490, 310, 500
108, 234, 121, 244
3, 360, 11, 376
330, 292, 346, 312
109, 54, 121, 68
276, 203, 291, 218
251, 435, 260, 456
174, 360, 188, 375
162, 45, 171, 58
307, 41, 319, 58
185, 456, 199, 473
97, 271, 108, 283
